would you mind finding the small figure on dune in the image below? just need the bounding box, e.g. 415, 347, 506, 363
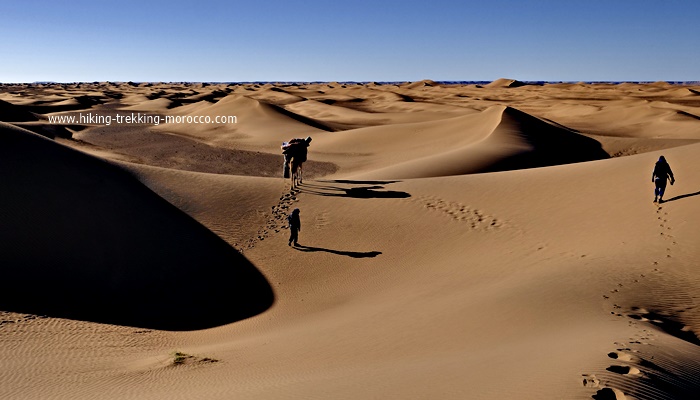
282, 136, 312, 189
652, 155, 675, 203
287, 208, 301, 247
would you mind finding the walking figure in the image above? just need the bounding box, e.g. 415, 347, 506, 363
288, 208, 301, 246
652, 155, 675, 203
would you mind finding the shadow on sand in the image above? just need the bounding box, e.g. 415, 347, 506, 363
663, 190, 700, 203
0, 124, 274, 331
318, 179, 402, 185
293, 244, 381, 259
300, 180, 410, 199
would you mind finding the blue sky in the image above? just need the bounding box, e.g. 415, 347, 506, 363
1, 0, 698, 82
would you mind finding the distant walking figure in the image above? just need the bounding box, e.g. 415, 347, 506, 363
652, 155, 675, 203
287, 208, 301, 246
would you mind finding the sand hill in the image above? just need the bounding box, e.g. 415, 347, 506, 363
0, 122, 273, 330
1, 81, 700, 400
484, 78, 529, 88
0, 99, 39, 122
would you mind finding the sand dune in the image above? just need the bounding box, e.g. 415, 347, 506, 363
484, 78, 530, 88
2, 81, 700, 400
0, 122, 273, 330
311, 105, 607, 179
403, 79, 439, 89
155, 94, 333, 151
0, 98, 82, 139
283, 98, 465, 130
10, 121, 75, 139
0, 99, 40, 122
245, 86, 306, 105
120, 97, 175, 112
25, 95, 108, 113
542, 100, 700, 139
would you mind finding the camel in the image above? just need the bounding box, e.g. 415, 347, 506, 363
282, 137, 312, 190
290, 156, 303, 189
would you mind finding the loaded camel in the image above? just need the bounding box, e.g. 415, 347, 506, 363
281, 136, 312, 189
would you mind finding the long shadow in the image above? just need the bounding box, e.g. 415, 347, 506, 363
293, 244, 381, 259
629, 311, 700, 346
300, 182, 410, 199
595, 356, 700, 400
663, 190, 700, 203
317, 179, 402, 185
0, 125, 274, 331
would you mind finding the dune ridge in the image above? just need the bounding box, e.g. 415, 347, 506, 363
313, 105, 608, 179
484, 78, 530, 88
154, 94, 333, 151
0, 99, 40, 122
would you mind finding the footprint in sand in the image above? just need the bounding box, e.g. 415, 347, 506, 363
314, 211, 330, 229
613, 343, 640, 353
240, 189, 301, 251
593, 387, 626, 399
607, 365, 642, 375
608, 351, 638, 362
419, 196, 502, 230
582, 374, 600, 388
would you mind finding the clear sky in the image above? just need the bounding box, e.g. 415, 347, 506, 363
1, 0, 698, 83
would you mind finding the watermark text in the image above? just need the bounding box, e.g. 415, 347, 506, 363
48, 112, 237, 126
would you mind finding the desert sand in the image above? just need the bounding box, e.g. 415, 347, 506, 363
1, 80, 700, 399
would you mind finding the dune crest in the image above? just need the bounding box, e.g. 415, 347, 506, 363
155, 94, 332, 150
342, 105, 608, 179
0, 99, 40, 122
404, 79, 439, 89
485, 78, 529, 88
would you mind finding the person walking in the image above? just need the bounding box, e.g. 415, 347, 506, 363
652, 155, 675, 203
287, 208, 301, 246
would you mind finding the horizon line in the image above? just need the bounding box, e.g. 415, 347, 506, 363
2, 80, 699, 86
